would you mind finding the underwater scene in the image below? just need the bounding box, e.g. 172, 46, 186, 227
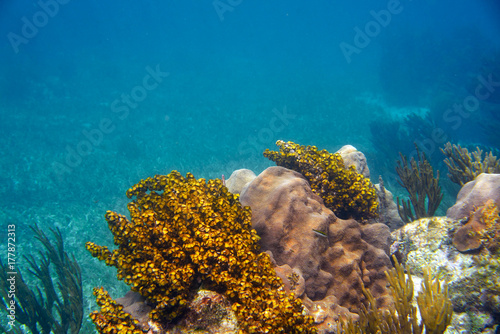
1, 0, 500, 333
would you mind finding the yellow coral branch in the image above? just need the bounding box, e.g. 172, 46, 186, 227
416, 268, 453, 334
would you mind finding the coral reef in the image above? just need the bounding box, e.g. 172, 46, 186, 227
339, 257, 452, 334
452, 199, 500, 253
476, 200, 500, 254
175, 289, 239, 333
473, 254, 500, 316
0, 225, 83, 334
374, 176, 405, 231
336, 145, 370, 179
417, 267, 453, 334
86, 171, 315, 333
263, 140, 378, 221
115, 291, 151, 327
441, 142, 500, 186
91, 287, 143, 334
446, 173, 500, 220
392, 217, 499, 331
105, 289, 239, 334
239, 166, 392, 331
396, 146, 443, 223
451, 199, 500, 320
225, 169, 256, 195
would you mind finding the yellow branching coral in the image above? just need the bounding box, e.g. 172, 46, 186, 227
417, 268, 453, 334
339, 257, 452, 334
86, 171, 315, 333
385, 258, 421, 333
90, 287, 142, 334
263, 140, 378, 220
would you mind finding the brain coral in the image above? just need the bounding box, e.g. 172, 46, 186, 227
86, 171, 315, 333
263, 140, 379, 221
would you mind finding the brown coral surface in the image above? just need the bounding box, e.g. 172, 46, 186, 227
240, 167, 393, 319
447, 173, 500, 220
452, 199, 500, 253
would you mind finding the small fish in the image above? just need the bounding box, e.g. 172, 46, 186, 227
312, 229, 328, 238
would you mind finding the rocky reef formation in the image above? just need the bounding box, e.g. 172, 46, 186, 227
447, 173, 500, 220
373, 177, 405, 231
392, 216, 499, 333
240, 166, 393, 331
452, 199, 500, 253
224, 169, 256, 195
391, 170, 500, 333
336, 144, 370, 179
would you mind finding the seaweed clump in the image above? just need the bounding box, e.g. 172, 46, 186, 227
440, 142, 500, 186
396, 146, 443, 223
0, 225, 83, 334
263, 140, 378, 220
86, 171, 315, 333
339, 257, 452, 334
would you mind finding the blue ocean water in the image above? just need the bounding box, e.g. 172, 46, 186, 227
0, 0, 499, 332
